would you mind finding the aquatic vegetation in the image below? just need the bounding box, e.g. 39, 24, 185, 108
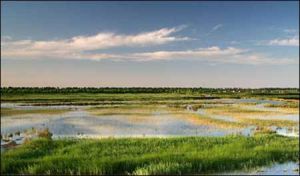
14, 131, 21, 136
240, 118, 298, 128
37, 128, 53, 139
192, 105, 298, 129
87, 106, 165, 116
1, 134, 298, 174
87, 105, 192, 117
1, 108, 70, 117
239, 102, 260, 105
204, 105, 273, 113
196, 107, 298, 128
203, 104, 296, 119
265, 101, 299, 109
187, 114, 244, 129
253, 126, 277, 135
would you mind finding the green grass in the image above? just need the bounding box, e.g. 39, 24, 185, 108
1, 134, 299, 175
1, 108, 70, 117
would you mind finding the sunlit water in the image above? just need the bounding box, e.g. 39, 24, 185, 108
1, 100, 299, 174
221, 162, 299, 175
1, 106, 239, 138
196, 109, 238, 122
1, 99, 299, 137
1, 98, 298, 139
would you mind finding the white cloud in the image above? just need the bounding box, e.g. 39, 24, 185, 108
126, 47, 296, 65
68, 46, 296, 65
268, 36, 299, 46
284, 29, 298, 34
205, 24, 223, 36
1, 26, 297, 65
1, 26, 190, 59
131, 47, 245, 61
212, 24, 223, 32
229, 41, 240, 45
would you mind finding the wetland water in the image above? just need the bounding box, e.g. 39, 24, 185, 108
221, 161, 299, 175
1, 98, 298, 139
1, 105, 238, 138
1, 99, 299, 174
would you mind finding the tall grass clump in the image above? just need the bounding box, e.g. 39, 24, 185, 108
1, 134, 299, 175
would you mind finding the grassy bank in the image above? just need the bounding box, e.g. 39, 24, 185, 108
1, 134, 299, 175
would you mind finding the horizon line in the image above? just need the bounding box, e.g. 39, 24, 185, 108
1, 86, 299, 89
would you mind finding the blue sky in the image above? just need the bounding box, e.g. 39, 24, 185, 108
1, 1, 299, 87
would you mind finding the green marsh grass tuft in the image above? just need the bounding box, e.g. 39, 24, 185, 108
1, 135, 298, 175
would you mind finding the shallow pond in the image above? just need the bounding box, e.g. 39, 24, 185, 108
196, 109, 238, 122
1, 99, 298, 139
221, 161, 299, 175
1, 105, 240, 138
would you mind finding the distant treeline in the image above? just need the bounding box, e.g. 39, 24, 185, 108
1, 87, 299, 95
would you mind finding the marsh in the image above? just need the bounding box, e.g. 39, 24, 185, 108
1, 88, 299, 175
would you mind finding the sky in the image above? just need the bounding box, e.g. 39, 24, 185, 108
1, 1, 299, 88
